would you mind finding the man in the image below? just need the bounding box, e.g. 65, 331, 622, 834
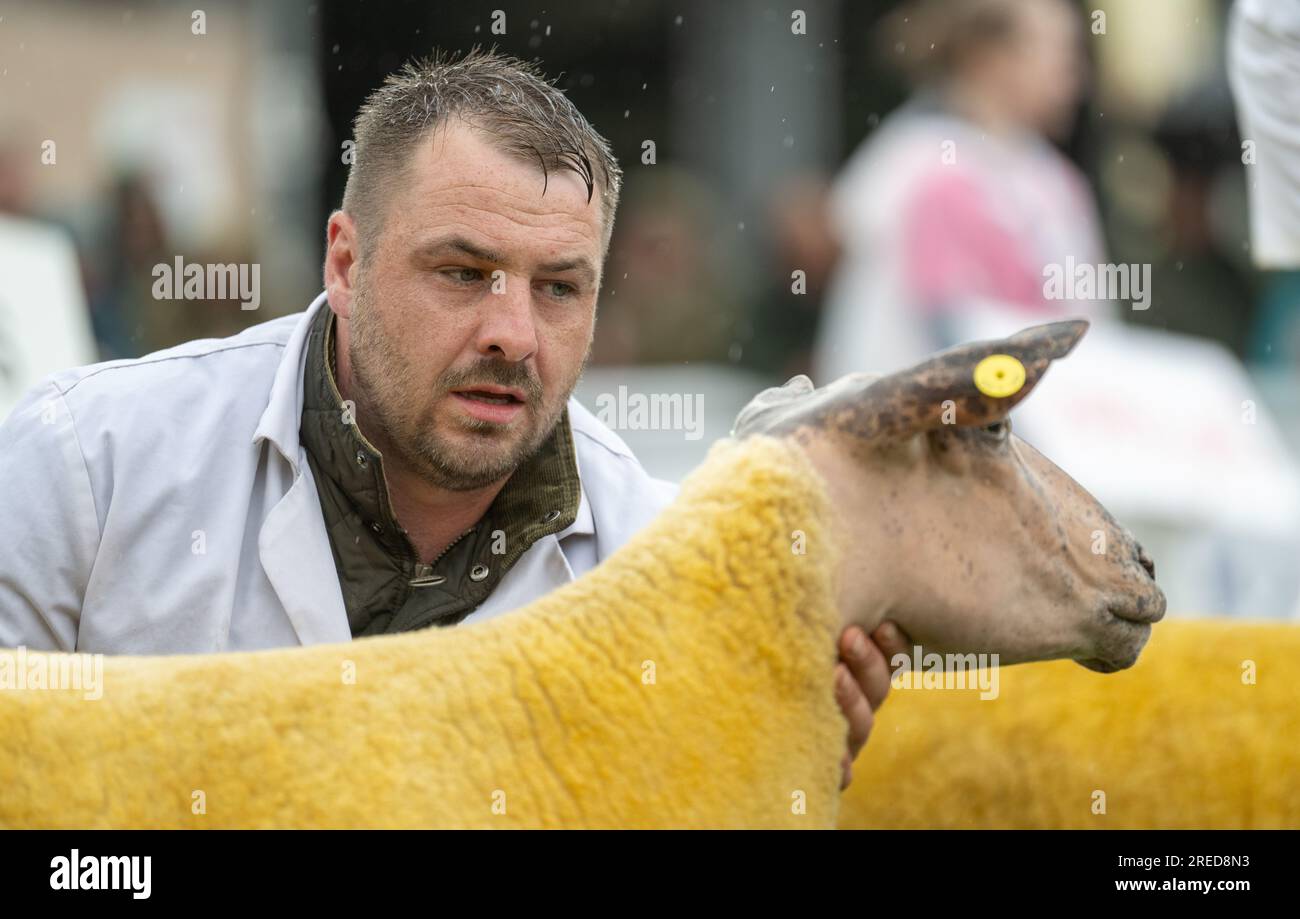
0, 49, 901, 787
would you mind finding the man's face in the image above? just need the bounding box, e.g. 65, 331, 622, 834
339, 121, 605, 492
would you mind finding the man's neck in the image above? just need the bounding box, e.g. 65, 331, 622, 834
369, 432, 509, 564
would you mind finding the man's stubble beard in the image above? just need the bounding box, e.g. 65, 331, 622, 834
345, 272, 590, 493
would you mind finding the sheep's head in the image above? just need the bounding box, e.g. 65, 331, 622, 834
734, 319, 1165, 673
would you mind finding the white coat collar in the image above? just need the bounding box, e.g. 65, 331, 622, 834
250, 291, 349, 645
250, 290, 328, 469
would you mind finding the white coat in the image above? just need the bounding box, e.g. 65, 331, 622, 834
0, 293, 679, 654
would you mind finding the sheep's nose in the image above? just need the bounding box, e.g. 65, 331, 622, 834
1135, 542, 1156, 579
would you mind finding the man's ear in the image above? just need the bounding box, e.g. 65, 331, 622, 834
324, 210, 360, 319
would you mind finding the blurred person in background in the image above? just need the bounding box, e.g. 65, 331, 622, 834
83, 172, 175, 359
740, 174, 841, 381
81, 172, 258, 360
0, 141, 37, 220
814, 0, 1113, 381
1133, 83, 1257, 357
592, 167, 751, 367
1228, 0, 1300, 365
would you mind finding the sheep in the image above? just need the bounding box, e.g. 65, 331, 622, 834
838, 618, 1300, 829
0, 318, 1167, 828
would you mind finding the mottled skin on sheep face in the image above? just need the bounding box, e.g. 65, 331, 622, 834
733, 319, 1166, 674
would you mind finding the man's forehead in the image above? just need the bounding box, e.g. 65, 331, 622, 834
409, 121, 600, 227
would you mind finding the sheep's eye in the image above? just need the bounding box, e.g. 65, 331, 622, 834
982, 419, 1011, 441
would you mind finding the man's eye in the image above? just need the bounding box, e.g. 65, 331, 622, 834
544, 281, 577, 299
442, 267, 483, 284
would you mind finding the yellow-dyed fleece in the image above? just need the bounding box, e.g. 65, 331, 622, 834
839, 618, 1300, 829
0, 435, 847, 829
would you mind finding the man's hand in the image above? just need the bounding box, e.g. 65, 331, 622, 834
835, 621, 911, 790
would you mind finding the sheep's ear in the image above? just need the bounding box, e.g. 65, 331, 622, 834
731, 319, 1087, 443
850, 319, 1089, 440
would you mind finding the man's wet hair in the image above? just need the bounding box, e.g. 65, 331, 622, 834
342, 46, 622, 260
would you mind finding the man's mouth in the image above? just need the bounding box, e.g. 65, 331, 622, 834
451, 384, 527, 404
449, 386, 528, 423
458, 391, 520, 404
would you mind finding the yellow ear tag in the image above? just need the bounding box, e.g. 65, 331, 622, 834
973, 354, 1026, 398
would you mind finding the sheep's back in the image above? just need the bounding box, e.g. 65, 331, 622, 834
839, 619, 1300, 829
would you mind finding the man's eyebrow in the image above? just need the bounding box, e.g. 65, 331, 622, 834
414, 236, 504, 264
416, 235, 598, 285
538, 257, 597, 284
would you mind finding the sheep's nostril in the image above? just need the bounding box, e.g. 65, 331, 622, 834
1136, 543, 1156, 579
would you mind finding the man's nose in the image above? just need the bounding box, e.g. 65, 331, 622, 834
475, 277, 538, 363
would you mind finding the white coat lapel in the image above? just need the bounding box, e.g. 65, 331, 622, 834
257, 463, 351, 645
251, 292, 350, 646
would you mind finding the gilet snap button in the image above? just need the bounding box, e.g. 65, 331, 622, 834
541, 509, 561, 523
470, 564, 490, 581
355, 450, 369, 468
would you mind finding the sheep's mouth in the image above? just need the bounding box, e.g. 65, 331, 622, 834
1107, 603, 1164, 626
1075, 657, 1122, 674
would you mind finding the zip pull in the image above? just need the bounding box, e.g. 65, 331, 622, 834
408, 563, 447, 588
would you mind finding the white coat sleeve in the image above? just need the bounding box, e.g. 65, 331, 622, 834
0, 379, 101, 650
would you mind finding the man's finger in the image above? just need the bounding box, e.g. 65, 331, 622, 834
872, 620, 913, 667
834, 662, 875, 756
840, 625, 893, 712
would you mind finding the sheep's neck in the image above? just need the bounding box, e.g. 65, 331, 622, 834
794, 433, 904, 640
